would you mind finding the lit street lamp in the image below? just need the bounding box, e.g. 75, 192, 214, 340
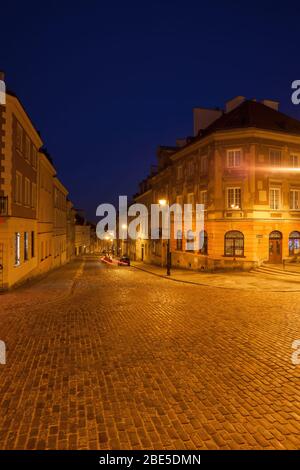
158, 199, 171, 276
121, 224, 127, 256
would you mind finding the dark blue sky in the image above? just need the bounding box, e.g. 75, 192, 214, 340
1, 1, 300, 220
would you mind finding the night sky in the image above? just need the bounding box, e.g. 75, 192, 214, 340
1, 1, 300, 221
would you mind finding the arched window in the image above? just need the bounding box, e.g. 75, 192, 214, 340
269, 230, 282, 240
186, 230, 195, 252
199, 230, 208, 255
224, 231, 244, 257
289, 231, 300, 256
176, 230, 182, 251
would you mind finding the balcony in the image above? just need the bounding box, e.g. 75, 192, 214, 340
0, 196, 8, 216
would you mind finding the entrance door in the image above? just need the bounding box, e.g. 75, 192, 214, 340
269, 231, 282, 263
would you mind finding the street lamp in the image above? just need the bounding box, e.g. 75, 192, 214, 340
158, 199, 171, 276
121, 224, 127, 256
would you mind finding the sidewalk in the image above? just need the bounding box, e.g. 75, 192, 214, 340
131, 261, 300, 292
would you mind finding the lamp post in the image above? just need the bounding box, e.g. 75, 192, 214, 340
158, 199, 171, 276
121, 224, 127, 256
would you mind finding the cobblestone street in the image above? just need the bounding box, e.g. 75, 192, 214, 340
1, 256, 300, 450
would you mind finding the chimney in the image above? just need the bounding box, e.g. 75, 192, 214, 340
261, 99, 279, 111
225, 96, 245, 113
193, 107, 223, 136
0, 71, 5, 81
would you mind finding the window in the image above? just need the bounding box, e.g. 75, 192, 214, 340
25, 136, 30, 160
186, 229, 195, 252
200, 155, 208, 175
227, 187, 241, 209
290, 190, 300, 210
54, 188, 59, 207
227, 149, 241, 168
187, 160, 194, 177
199, 230, 208, 255
176, 230, 182, 251
290, 154, 300, 168
24, 232, 29, 261
224, 231, 244, 257
289, 231, 300, 256
31, 146, 37, 168
270, 188, 281, 210
15, 172, 22, 204
16, 123, 23, 152
24, 178, 30, 206
14, 232, 21, 266
177, 165, 183, 180
31, 183, 37, 208
200, 190, 208, 209
31, 231, 35, 257
270, 149, 281, 167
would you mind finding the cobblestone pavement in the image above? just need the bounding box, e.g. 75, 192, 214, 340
1, 256, 300, 450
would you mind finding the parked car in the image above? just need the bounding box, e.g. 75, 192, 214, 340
118, 256, 130, 266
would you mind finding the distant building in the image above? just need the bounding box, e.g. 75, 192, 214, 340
66, 200, 76, 262
74, 212, 91, 255
133, 96, 300, 270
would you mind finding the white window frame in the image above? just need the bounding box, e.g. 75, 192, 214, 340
290, 189, 300, 210
270, 187, 281, 210
14, 232, 21, 266
227, 149, 241, 168
227, 187, 241, 209
269, 149, 282, 167
290, 154, 300, 168
24, 232, 29, 261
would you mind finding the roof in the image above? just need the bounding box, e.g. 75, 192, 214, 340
200, 99, 300, 137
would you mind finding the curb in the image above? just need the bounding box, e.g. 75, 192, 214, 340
130, 263, 300, 293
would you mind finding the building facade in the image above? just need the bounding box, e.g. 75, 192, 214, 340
0, 85, 42, 289
0, 72, 91, 290
75, 223, 91, 256
53, 177, 68, 268
133, 97, 300, 271
36, 150, 56, 275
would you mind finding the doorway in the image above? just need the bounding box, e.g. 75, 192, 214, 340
269, 231, 282, 263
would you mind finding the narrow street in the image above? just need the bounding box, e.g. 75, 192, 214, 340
0, 256, 300, 449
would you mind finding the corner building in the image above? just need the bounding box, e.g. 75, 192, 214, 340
134, 96, 300, 270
